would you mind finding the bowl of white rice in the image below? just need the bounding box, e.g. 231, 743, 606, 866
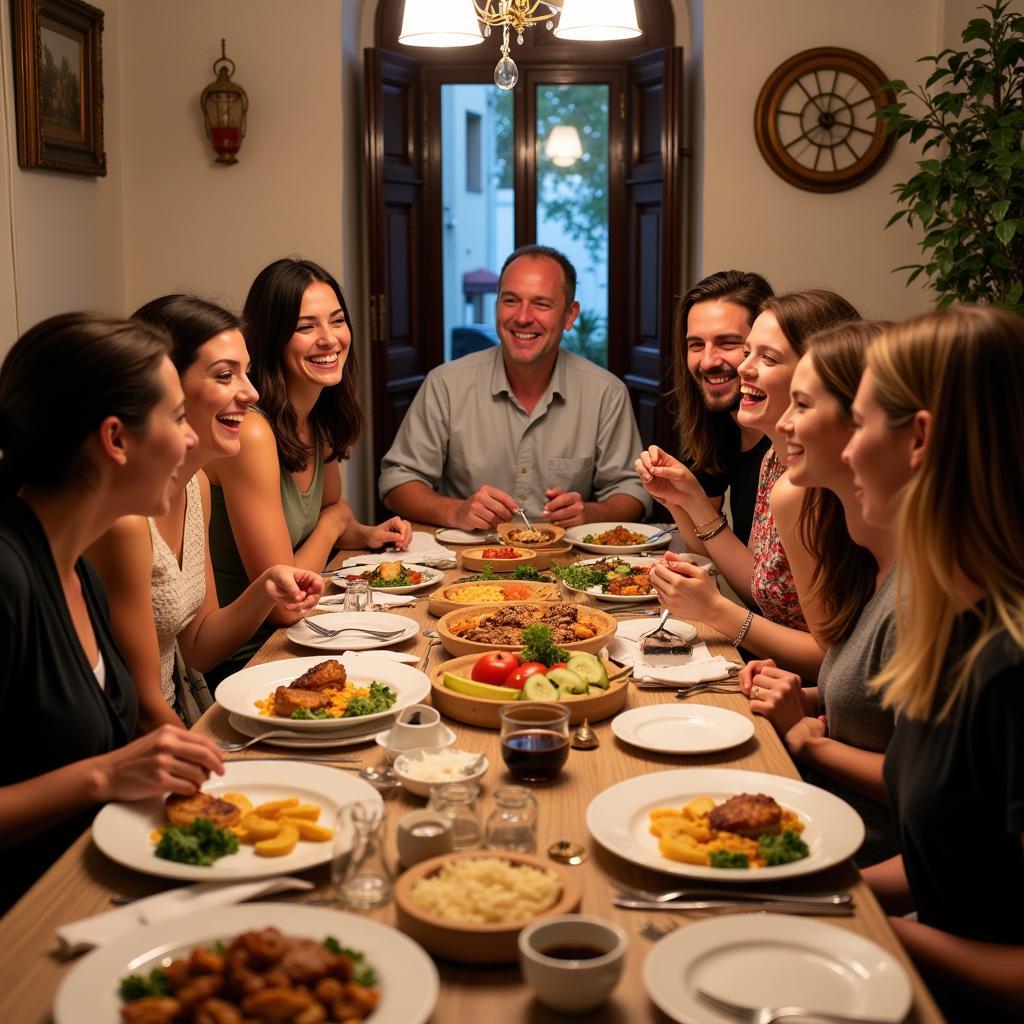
394, 850, 581, 962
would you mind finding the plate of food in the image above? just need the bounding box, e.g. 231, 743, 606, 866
586, 768, 864, 880
330, 561, 443, 594
643, 913, 912, 1024
495, 522, 567, 548
460, 545, 539, 571
394, 850, 581, 963
564, 522, 673, 555
53, 903, 439, 1024
555, 556, 658, 602
216, 655, 431, 731
91, 760, 382, 882
286, 611, 420, 652
436, 600, 616, 658
427, 578, 558, 616
227, 712, 384, 749
430, 646, 630, 727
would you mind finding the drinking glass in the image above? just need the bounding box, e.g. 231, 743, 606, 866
344, 578, 372, 613
485, 785, 539, 852
499, 702, 570, 783
427, 781, 482, 849
332, 801, 393, 909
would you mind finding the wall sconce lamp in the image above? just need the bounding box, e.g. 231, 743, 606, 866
545, 124, 583, 167
201, 39, 249, 164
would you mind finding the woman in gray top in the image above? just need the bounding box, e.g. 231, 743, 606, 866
740, 321, 897, 865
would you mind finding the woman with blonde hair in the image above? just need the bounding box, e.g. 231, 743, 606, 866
848, 305, 1024, 1019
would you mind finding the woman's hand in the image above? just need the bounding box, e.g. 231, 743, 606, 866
93, 725, 224, 802
263, 566, 323, 612
363, 516, 413, 551
648, 554, 720, 622
784, 716, 827, 758
634, 445, 709, 514
745, 660, 814, 740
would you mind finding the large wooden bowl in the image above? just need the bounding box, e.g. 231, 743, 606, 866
435, 601, 617, 658
394, 850, 581, 963
496, 522, 567, 548
459, 546, 538, 572
526, 542, 575, 571
427, 579, 558, 617
430, 653, 629, 727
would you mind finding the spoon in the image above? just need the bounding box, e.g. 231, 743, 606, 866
571, 717, 599, 750
420, 630, 441, 670
359, 762, 401, 794
516, 507, 536, 533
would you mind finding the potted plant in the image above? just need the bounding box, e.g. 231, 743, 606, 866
879, 0, 1024, 312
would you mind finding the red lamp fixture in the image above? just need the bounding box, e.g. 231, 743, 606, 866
200, 39, 248, 164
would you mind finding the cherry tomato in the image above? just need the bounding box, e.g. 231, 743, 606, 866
549, 662, 567, 671
506, 662, 548, 690
471, 651, 520, 686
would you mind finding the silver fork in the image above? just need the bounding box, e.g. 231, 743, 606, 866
303, 618, 406, 639
638, 608, 693, 657
696, 987, 891, 1024
614, 881, 850, 906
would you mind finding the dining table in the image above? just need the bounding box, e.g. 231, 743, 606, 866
0, 532, 945, 1023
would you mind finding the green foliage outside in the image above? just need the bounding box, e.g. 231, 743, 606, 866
561, 308, 607, 367
878, 1, 1024, 312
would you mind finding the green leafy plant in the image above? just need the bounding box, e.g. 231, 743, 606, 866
878, 1, 1024, 311
561, 308, 607, 367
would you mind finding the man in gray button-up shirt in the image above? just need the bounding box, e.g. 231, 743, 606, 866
379, 245, 651, 530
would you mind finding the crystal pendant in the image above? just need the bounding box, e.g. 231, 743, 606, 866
494, 54, 518, 90
546, 20, 553, 30
517, 32, 524, 44
483, 24, 491, 37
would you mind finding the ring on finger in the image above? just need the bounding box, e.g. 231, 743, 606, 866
751, 685, 760, 699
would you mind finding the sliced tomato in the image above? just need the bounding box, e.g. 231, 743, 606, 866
471, 651, 521, 686
506, 662, 548, 690
548, 662, 567, 671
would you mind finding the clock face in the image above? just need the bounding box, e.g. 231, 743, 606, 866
755, 48, 895, 193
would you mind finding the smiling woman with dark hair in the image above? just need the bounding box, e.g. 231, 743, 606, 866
206, 258, 411, 684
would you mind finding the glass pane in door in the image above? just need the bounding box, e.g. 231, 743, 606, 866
440, 84, 515, 362
536, 84, 610, 368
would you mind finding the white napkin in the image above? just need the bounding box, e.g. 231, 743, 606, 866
316, 591, 417, 609
56, 877, 313, 955
610, 618, 737, 686
341, 532, 455, 569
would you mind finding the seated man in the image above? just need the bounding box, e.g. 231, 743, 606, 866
380, 244, 651, 529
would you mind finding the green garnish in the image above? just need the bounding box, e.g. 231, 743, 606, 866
552, 563, 609, 591
519, 624, 571, 668
708, 849, 750, 869
154, 817, 239, 867
324, 937, 378, 987
460, 564, 550, 584
345, 681, 398, 717
758, 829, 810, 866
119, 968, 170, 1002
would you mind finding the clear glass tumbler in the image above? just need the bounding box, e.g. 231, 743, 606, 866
332, 801, 393, 909
344, 578, 372, 613
485, 785, 539, 853
428, 781, 483, 849
499, 702, 570, 783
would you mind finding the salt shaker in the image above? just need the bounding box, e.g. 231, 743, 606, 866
428, 781, 482, 849
485, 785, 538, 853
333, 801, 393, 909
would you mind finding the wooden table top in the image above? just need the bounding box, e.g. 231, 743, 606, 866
0, 540, 944, 1023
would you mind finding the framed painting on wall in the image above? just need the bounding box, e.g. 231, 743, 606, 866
12, 0, 106, 175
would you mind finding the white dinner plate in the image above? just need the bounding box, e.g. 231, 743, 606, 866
564, 521, 674, 555
611, 704, 754, 754
327, 562, 443, 594
435, 527, 496, 544
216, 654, 430, 731
92, 761, 382, 882
586, 768, 865, 881
53, 903, 439, 1024
643, 913, 911, 1024
285, 611, 420, 652
228, 713, 384, 749
560, 555, 659, 603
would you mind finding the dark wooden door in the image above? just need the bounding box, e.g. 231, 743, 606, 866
623, 46, 684, 453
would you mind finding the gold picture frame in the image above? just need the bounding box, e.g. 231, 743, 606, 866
12, 0, 106, 175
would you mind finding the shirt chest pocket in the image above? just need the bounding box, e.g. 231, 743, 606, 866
547, 456, 594, 496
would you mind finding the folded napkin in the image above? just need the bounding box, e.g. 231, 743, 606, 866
56, 877, 313, 955
316, 591, 417, 609
341, 532, 455, 569
610, 617, 737, 686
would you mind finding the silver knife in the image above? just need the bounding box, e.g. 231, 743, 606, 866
614, 897, 853, 915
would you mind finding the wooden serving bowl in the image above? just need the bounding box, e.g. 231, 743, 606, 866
427, 579, 558, 617
435, 600, 617, 658
527, 541, 575, 571
496, 522, 567, 548
459, 546, 538, 572
394, 850, 581, 963
430, 652, 630, 727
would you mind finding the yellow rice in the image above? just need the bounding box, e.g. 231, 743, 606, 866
255, 683, 371, 719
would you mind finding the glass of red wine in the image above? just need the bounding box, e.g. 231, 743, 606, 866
500, 703, 571, 783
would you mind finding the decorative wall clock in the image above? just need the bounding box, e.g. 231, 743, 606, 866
754, 47, 895, 193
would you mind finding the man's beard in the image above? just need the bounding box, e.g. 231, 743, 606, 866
698, 371, 740, 413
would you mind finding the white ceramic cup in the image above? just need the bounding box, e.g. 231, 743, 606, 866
518, 915, 628, 1015
396, 809, 455, 866
387, 704, 446, 750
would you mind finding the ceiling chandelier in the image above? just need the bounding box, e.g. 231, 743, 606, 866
399, 1, 642, 90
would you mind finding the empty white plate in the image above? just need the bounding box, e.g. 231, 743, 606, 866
611, 704, 754, 754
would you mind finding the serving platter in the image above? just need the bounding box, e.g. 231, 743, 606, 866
435, 600, 617, 658
429, 652, 629, 727
215, 654, 431, 731
564, 521, 674, 555
459, 545, 539, 571
54, 903, 439, 1024
559, 554, 659, 603
393, 849, 582, 963
427, 578, 558, 617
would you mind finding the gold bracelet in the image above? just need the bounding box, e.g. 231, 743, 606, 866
696, 518, 728, 542
693, 511, 726, 533
732, 609, 754, 648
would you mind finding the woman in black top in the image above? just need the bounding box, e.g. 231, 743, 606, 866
846, 306, 1024, 1021
0, 313, 224, 911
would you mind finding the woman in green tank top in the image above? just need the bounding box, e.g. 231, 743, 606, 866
206, 258, 411, 684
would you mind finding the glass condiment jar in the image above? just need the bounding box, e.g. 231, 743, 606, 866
428, 781, 482, 849
484, 785, 539, 853
333, 801, 393, 909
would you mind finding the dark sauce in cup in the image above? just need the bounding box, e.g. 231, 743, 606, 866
540, 944, 606, 961
501, 729, 569, 782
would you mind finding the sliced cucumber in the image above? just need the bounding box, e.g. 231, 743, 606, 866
546, 667, 588, 696
565, 652, 609, 690
522, 674, 560, 701
587, 684, 605, 695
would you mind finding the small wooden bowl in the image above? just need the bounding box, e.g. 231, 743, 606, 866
496, 523, 567, 548
427, 579, 558, 617
394, 849, 582, 963
459, 546, 538, 572
430, 653, 630, 727
527, 542, 575, 571
435, 601, 617, 658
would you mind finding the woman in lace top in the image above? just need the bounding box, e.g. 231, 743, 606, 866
88, 297, 323, 728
